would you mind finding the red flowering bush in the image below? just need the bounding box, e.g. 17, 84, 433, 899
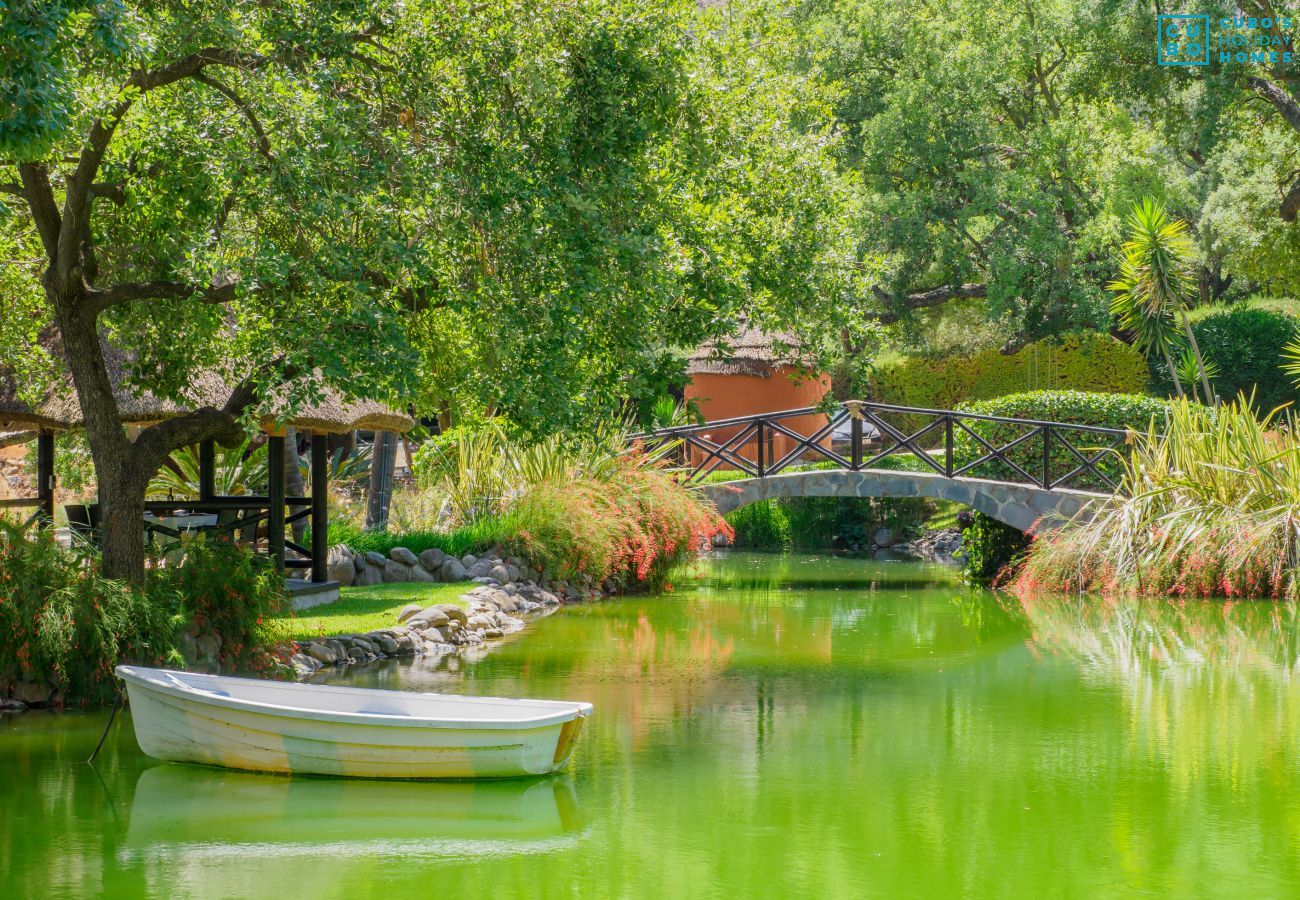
506, 449, 730, 590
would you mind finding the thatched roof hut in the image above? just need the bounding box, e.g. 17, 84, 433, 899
685, 327, 814, 378
0, 340, 412, 435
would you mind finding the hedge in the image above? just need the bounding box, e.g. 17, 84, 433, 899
953, 390, 1174, 492
868, 332, 1149, 412
1149, 306, 1300, 412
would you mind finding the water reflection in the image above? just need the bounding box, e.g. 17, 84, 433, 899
1016, 593, 1300, 777
124, 765, 583, 859
9, 555, 1300, 897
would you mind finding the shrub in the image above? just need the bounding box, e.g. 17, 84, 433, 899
506, 451, 730, 588
726, 500, 794, 550
0, 527, 291, 705
959, 511, 1030, 584
868, 332, 1149, 412
0, 525, 176, 705
153, 537, 289, 676
1149, 305, 1300, 411
1015, 397, 1300, 599
954, 390, 1174, 490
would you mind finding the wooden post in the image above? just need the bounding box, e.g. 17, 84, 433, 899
198, 439, 215, 501
311, 431, 329, 582
850, 416, 863, 471
755, 420, 765, 477
36, 431, 55, 526
1041, 427, 1052, 490
267, 434, 286, 571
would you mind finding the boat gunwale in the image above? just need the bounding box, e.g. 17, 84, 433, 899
116, 666, 593, 731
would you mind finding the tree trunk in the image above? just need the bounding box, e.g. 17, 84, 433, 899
1160, 343, 1186, 401
1179, 309, 1215, 405
98, 466, 149, 584
49, 289, 152, 582
284, 426, 308, 546
366, 431, 397, 531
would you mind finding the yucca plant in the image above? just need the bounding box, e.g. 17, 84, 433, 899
1017, 395, 1300, 598
1108, 198, 1214, 404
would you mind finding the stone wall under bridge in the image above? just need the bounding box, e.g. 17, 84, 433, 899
698, 468, 1103, 533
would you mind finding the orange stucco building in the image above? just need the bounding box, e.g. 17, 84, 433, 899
684, 329, 831, 470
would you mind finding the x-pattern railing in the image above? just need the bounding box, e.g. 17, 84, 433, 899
634, 400, 1131, 493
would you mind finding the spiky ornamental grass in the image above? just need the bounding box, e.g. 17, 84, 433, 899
1015, 396, 1300, 600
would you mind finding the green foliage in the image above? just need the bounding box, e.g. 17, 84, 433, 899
1154, 306, 1300, 412
954, 391, 1174, 490
868, 333, 1149, 413
0, 524, 177, 705
1018, 398, 1300, 599
793, 0, 1194, 341
959, 512, 1029, 584
726, 496, 929, 551
726, 501, 794, 551
398, 0, 858, 432
0, 525, 290, 704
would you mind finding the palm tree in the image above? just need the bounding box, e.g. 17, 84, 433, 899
1108, 198, 1214, 404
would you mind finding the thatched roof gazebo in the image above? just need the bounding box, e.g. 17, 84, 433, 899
685, 327, 816, 378
683, 328, 830, 473
0, 354, 412, 585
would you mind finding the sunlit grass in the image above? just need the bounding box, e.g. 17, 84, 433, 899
274, 582, 469, 641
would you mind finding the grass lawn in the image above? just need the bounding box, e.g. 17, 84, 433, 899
275, 582, 471, 641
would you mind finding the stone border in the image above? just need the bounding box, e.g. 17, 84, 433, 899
290, 550, 620, 677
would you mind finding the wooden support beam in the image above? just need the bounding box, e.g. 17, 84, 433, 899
311, 431, 329, 582
198, 439, 215, 501
267, 434, 286, 571
36, 431, 55, 526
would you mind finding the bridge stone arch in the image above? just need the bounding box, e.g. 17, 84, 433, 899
700, 468, 1101, 532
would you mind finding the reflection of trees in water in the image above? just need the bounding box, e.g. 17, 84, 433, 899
1014, 593, 1300, 776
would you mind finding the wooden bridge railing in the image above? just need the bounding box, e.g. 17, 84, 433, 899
633, 400, 1131, 493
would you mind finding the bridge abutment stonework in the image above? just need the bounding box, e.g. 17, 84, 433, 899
699, 469, 1102, 533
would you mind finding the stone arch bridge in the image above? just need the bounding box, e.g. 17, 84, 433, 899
635, 401, 1128, 532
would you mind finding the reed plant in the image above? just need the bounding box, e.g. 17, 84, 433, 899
1016, 396, 1300, 599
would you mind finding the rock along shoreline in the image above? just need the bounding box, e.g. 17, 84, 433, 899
289, 545, 621, 678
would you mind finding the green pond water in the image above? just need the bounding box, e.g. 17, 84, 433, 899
6, 552, 1300, 898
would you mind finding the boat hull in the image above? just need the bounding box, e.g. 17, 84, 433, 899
119, 669, 588, 779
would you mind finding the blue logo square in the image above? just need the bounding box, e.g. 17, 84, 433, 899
1158, 14, 1211, 65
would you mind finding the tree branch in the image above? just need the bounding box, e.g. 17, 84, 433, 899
867, 283, 988, 324
88, 279, 239, 314
1249, 76, 1300, 133
61, 49, 274, 291
16, 164, 62, 260
193, 73, 273, 159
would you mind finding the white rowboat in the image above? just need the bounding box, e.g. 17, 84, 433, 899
115, 666, 592, 779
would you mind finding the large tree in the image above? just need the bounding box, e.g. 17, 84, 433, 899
399, 0, 857, 431
0, 0, 856, 580
1, 2, 453, 581
790, 0, 1206, 350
